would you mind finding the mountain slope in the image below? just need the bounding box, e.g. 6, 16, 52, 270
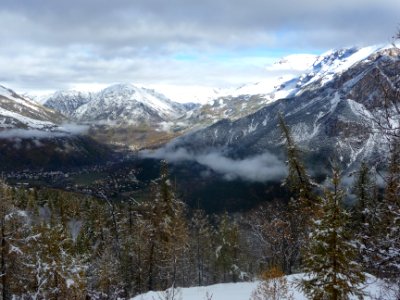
42, 90, 93, 118
0, 85, 64, 130
39, 83, 195, 149
152, 45, 400, 176
0, 85, 113, 170
42, 83, 189, 125
182, 46, 387, 129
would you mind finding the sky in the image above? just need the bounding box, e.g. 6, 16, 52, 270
0, 0, 399, 102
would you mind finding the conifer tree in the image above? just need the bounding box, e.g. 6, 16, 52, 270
372, 139, 400, 279
189, 209, 214, 286
352, 161, 376, 227
29, 219, 87, 299
351, 161, 380, 272
0, 183, 31, 299
136, 161, 189, 291
278, 113, 316, 211
215, 212, 241, 283
300, 168, 365, 300
278, 114, 319, 272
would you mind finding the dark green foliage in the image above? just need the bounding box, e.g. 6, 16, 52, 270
370, 140, 400, 279
278, 113, 316, 209
300, 168, 365, 300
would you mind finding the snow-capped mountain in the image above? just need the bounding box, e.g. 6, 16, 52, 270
152, 45, 400, 175
43, 90, 93, 118
73, 83, 188, 125
183, 46, 390, 129
0, 84, 63, 130
41, 84, 190, 126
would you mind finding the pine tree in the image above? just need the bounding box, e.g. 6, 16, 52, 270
189, 209, 214, 286
134, 160, 189, 291
351, 161, 380, 273
215, 212, 241, 283
300, 168, 365, 300
0, 183, 32, 299
278, 113, 316, 211
372, 139, 400, 279
278, 114, 320, 273
28, 219, 87, 299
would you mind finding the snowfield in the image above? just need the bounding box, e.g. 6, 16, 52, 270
131, 274, 399, 300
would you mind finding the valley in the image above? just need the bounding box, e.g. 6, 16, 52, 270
1, 44, 399, 213
0, 40, 399, 300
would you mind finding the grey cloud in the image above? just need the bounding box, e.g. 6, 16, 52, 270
2, 0, 398, 48
1, 0, 399, 92
141, 147, 287, 182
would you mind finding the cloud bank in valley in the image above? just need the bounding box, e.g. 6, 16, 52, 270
0, 123, 89, 139
141, 147, 287, 182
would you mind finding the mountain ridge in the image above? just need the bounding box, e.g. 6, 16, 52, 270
147, 45, 400, 178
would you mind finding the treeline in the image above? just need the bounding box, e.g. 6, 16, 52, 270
0, 129, 399, 299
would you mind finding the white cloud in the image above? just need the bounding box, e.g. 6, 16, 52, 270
141, 147, 287, 182
0, 124, 88, 139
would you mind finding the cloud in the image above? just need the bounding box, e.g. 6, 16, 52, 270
0, 123, 89, 139
58, 123, 89, 135
1, 0, 399, 95
141, 147, 287, 182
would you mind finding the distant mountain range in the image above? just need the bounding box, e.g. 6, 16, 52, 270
1, 44, 399, 174
41, 84, 194, 126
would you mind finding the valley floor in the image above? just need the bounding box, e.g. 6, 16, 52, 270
131, 274, 398, 300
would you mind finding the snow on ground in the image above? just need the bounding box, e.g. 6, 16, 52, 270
131, 274, 398, 300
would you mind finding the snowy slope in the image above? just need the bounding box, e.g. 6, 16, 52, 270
0, 84, 63, 130
182, 44, 393, 129
131, 274, 398, 300
43, 90, 93, 118
41, 83, 189, 125
227, 53, 318, 98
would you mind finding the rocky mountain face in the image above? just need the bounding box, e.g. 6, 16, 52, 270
43, 83, 190, 126
43, 90, 93, 119
180, 46, 386, 129
154, 45, 400, 176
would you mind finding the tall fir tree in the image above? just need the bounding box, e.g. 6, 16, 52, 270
373, 139, 400, 279
351, 161, 381, 273
278, 113, 320, 272
134, 160, 189, 291
214, 212, 241, 283
189, 209, 214, 286
278, 113, 316, 211
300, 168, 365, 300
